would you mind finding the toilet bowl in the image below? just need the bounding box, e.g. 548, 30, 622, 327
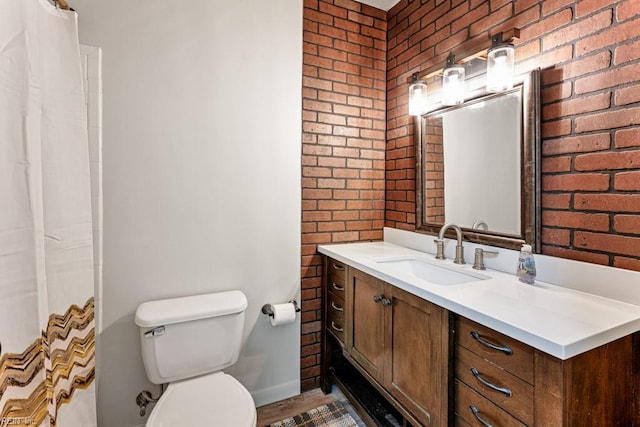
135, 290, 256, 426
146, 372, 256, 427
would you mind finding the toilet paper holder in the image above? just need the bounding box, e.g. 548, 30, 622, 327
261, 300, 301, 318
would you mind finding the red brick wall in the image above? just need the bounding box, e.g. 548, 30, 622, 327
301, 0, 387, 390
386, 0, 640, 270
424, 116, 445, 223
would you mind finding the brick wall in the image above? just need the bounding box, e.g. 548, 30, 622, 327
424, 116, 445, 223
301, 0, 387, 390
386, 0, 640, 270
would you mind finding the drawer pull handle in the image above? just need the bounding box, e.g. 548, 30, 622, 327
470, 331, 513, 355
330, 321, 343, 332
470, 367, 512, 397
331, 301, 343, 312
469, 405, 493, 427
332, 283, 344, 291
332, 264, 345, 271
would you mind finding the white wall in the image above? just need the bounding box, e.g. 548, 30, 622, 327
76, 1, 302, 426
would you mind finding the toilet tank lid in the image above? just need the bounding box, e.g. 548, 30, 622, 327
135, 291, 248, 327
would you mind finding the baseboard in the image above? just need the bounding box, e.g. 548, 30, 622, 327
252, 379, 300, 408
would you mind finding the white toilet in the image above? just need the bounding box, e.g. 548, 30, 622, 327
135, 290, 257, 426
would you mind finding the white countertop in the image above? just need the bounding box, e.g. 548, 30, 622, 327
318, 241, 640, 360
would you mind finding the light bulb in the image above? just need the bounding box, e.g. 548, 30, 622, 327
442, 65, 466, 106
409, 79, 429, 116
486, 45, 515, 93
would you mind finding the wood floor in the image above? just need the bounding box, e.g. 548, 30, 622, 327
256, 388, 335, 426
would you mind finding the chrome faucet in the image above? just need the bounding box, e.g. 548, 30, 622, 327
434, 223, 465, 264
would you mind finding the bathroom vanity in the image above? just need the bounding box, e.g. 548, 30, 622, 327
319, 232, 640, 427
318, 67, 640, 426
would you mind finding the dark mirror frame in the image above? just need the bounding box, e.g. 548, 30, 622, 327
415, 68, 541, 252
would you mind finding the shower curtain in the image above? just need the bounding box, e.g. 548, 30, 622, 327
0, 0, 97, 425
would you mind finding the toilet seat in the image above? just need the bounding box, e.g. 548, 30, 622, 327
146, 371, 256, 427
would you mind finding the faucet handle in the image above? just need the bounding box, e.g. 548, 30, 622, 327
473, 248, 499, 270
434, 239, 445, 260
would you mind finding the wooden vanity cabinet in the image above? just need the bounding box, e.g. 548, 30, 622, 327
454, 316, 639, 426
322, 256, 640, 426
345, 267, 449, 426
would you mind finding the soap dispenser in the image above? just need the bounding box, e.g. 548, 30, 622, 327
517, 244, 536, 284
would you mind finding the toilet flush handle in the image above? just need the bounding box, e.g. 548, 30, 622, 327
144, 326, 165, 338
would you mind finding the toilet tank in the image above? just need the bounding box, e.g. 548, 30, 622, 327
135, 290, 248, 384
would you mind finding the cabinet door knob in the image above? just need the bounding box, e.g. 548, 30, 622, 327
470, 367, 512, 397
469, 405, 493, 427
373, 295, 392, 306
470, 331, 513, 355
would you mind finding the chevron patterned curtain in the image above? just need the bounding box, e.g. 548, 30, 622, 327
0, 0, 97, 425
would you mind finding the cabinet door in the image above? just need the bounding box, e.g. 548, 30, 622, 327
385, 286, 449, 427
346, 268, 386, 383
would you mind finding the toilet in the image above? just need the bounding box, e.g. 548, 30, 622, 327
135, 290, 257, 426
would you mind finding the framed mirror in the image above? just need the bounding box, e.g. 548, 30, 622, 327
415, 69, 541, 251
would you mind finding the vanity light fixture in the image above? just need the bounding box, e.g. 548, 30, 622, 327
406, 28, 519, 114
486, 32, 515, 93
441, 53, 466, 106
408, 73, 429, 116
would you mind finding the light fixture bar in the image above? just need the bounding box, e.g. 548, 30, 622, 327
406, 28, 520, 83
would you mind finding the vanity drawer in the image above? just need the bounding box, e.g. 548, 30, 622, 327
456, 317, 534, 384
326, 292, 345, 343
456, 346, 533, 425
327, 259, 346, 297
455, 380, 526, 427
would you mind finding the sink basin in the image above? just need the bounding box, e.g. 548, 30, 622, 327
375, 256, 489, 285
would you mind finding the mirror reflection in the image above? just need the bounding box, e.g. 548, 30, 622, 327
423, 90, 522, 235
